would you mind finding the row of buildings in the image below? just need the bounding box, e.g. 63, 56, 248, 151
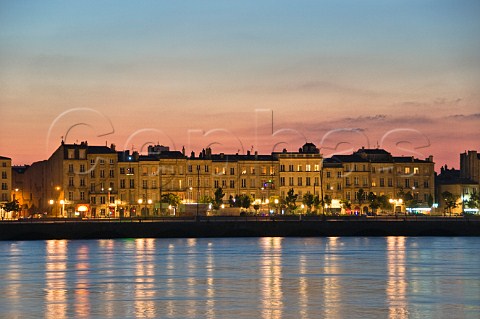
1, 141, 479, 218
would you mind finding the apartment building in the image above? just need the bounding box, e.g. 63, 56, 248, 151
16, 141, 436, 217
0, 156, 12, 211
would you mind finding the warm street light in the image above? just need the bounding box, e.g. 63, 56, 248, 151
389, 198, 403, 216
59, 200, 65, 218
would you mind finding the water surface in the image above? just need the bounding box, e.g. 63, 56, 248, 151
1, 237, 479, 318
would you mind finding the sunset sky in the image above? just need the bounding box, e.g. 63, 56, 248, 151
1, 0, 479, 169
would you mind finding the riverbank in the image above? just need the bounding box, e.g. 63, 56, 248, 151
1, 217, 479, 240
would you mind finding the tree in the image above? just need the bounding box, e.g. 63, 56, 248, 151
427, 194, 434, 208
2, 200, 20, 213
397, 188, 415, 208
441, 191, 459, 216
357, 188, 365, 206
161, 193, 182, 208
323, 195, 331, 215
238, 194, 252, 210
466, 190, 480, 210
285, 188, 298, 213
213, 188, 225, 210
302, 193, 315, 213
377, 195, 392, 213
367, 192, 380, 213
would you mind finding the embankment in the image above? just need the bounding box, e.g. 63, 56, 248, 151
1, 218, 479, 240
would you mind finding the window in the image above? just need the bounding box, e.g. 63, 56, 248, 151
345, 177, 350, 187
188, 165, 192, 173
79, 149, 86, 159
337, 172, 342, 178
230, 167, 235, 175
388, 178, 393, 187
68, 164, 74, 173
214, 180, 219, 188
90, 183, 96, 192
142, 180, 147, 189
306, 164, 311, 172
1, 183, 7, 190
414, 180, 419, 188
109, 159, 114, 165
405, 179, 410, 188
280, 165, 285, 172
241, 179, 247, 188
289, 177, 294, 186
380, 178, 385, 187
129, 179, 135, 188
250, 179, 256, 188
424, 180, 429, 188
69, 177, 74, 187
90, 170, 95, 178
90, 159, 95, 165
337, 183, 342, 190
222, 180, 227, 188
100, 170, 105, 178
90, 196, 96, 204
205, 165, 209, 173
404, 167, 410, 174
100, 159, 105, 165
80, 178, 85, 187
80, 192, 85, 201
326, 171, 331, 178
109, 170, 114, 178
1, 171, 6, 179
297, 177, 302, 186
261, 167, 267, 175
289, 165, 294, 172
280, 177, 285, 186
250, 167, 255, 174
68, 149, 75, 159
100, 196, 106, 204
120, 167, 125, 174
314, 177, 319, 186
306, 177, 311, 186
120, 179, 125, 189
354, 177, 359, 186
68, 192, 73, 201
414, 167, 419, 175
230, 180, 235, 188
80, 164, 85, 173
346, 192, 351, 201
363, 177, 368, 187
297, 165, 302, 172
314, 164, 319, 172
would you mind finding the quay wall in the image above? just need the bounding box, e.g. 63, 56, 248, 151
1, 218, 479, 240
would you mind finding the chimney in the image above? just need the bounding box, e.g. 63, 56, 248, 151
191, 151, 195, 159
182, 146, 185, 156
255, 151, 258, 160
247, 150, 251, 156
110, 143, 116, 151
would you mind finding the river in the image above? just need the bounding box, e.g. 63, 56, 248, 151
1, 237, 479, 318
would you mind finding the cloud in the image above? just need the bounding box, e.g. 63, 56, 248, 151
446, 113, 480, 121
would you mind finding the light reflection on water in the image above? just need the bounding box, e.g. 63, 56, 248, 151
0, 237, 479, 319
